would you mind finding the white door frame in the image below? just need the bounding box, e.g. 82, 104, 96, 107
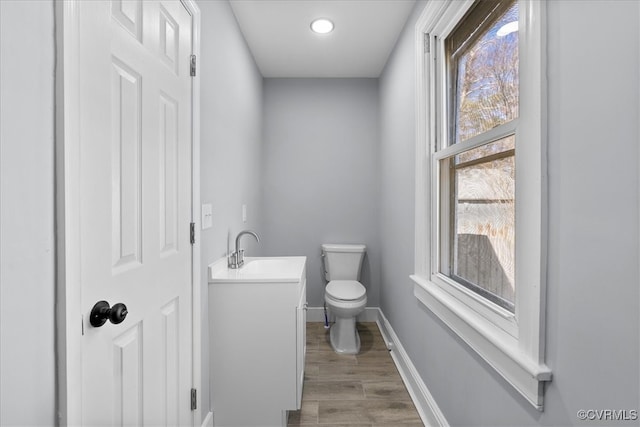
54, 1, 202, 424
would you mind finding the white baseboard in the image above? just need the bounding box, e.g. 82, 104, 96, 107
201, 411, 213, 427
306, 306, 381, 323
376, 309, 450, 427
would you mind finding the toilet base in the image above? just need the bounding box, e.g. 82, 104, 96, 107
329, 316, 361, 354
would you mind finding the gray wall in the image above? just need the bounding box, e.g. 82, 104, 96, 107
198, 0, 265, 420
379, 1, 640, 426
261, 78, 381, 307
3, 1, 638, 426
0, 1, 56, 425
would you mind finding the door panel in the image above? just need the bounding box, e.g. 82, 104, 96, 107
113, 324, 143, 426
111, 0, 143, 41
159, 5, 180, 74
159, 93, 179, 256
78, 1, 193, 425
160, 298, 180, 425
110, 57, 143, 271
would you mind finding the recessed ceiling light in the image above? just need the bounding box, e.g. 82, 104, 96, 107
310, 18, 334, 34
496, 21, 518, 37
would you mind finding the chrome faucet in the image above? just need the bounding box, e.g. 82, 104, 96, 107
228, 230, 260, 269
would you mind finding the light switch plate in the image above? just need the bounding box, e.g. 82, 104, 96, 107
202, 204, 213, 229
242, 204, 247, 223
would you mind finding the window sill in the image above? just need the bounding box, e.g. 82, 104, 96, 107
410, 274, 551, 410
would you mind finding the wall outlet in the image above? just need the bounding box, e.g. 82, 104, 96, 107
242, 204, 247, 223
202, 204, 213, 229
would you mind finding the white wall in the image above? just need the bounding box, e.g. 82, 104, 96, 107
198, 0, 264, 421
0, 1, 263, 423
0, 1, 56, 425
261, 78, 381, 307
379, 1, 640, 425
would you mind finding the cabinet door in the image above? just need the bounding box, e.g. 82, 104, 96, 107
295, 279, 307, 409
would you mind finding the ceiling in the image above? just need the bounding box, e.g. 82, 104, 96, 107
229, 0, 417, 78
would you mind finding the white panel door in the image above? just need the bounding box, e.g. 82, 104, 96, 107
77, 1, 193, 425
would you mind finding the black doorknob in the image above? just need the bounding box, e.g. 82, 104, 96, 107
90, 300, 128, 327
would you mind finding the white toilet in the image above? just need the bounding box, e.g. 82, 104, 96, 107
322, 243, 367, 354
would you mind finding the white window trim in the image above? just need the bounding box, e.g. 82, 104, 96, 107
412, 0, 551, 410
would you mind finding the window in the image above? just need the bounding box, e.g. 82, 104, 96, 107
412, 0, 551, 410
442, 0, 518, 313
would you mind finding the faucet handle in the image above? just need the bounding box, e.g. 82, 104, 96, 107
227, 250, 246, 269
228, 252, 238, 268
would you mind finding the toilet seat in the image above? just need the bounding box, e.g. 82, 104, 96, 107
326, 280, 366, 301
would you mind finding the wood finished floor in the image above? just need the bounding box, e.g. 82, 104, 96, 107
288, 322, 423, 426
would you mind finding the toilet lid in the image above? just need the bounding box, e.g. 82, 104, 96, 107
326, 280, 366, 301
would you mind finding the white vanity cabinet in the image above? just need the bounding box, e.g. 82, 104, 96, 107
295, 276, 307, 408
208, 257, 307, 427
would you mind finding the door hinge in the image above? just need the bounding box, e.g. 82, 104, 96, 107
190, 222, 195, 245
190, 388, 197, 411
424, 33, 430, 54
190, 55, 196, 77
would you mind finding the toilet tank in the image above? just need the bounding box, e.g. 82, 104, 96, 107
321, 244, 367, 281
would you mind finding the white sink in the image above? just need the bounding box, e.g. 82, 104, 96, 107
240, 258, 294, 275
208, 256, 306, 283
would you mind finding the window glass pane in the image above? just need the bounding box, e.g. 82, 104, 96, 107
451, 136, 515, 311
451, 1, 519, 143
